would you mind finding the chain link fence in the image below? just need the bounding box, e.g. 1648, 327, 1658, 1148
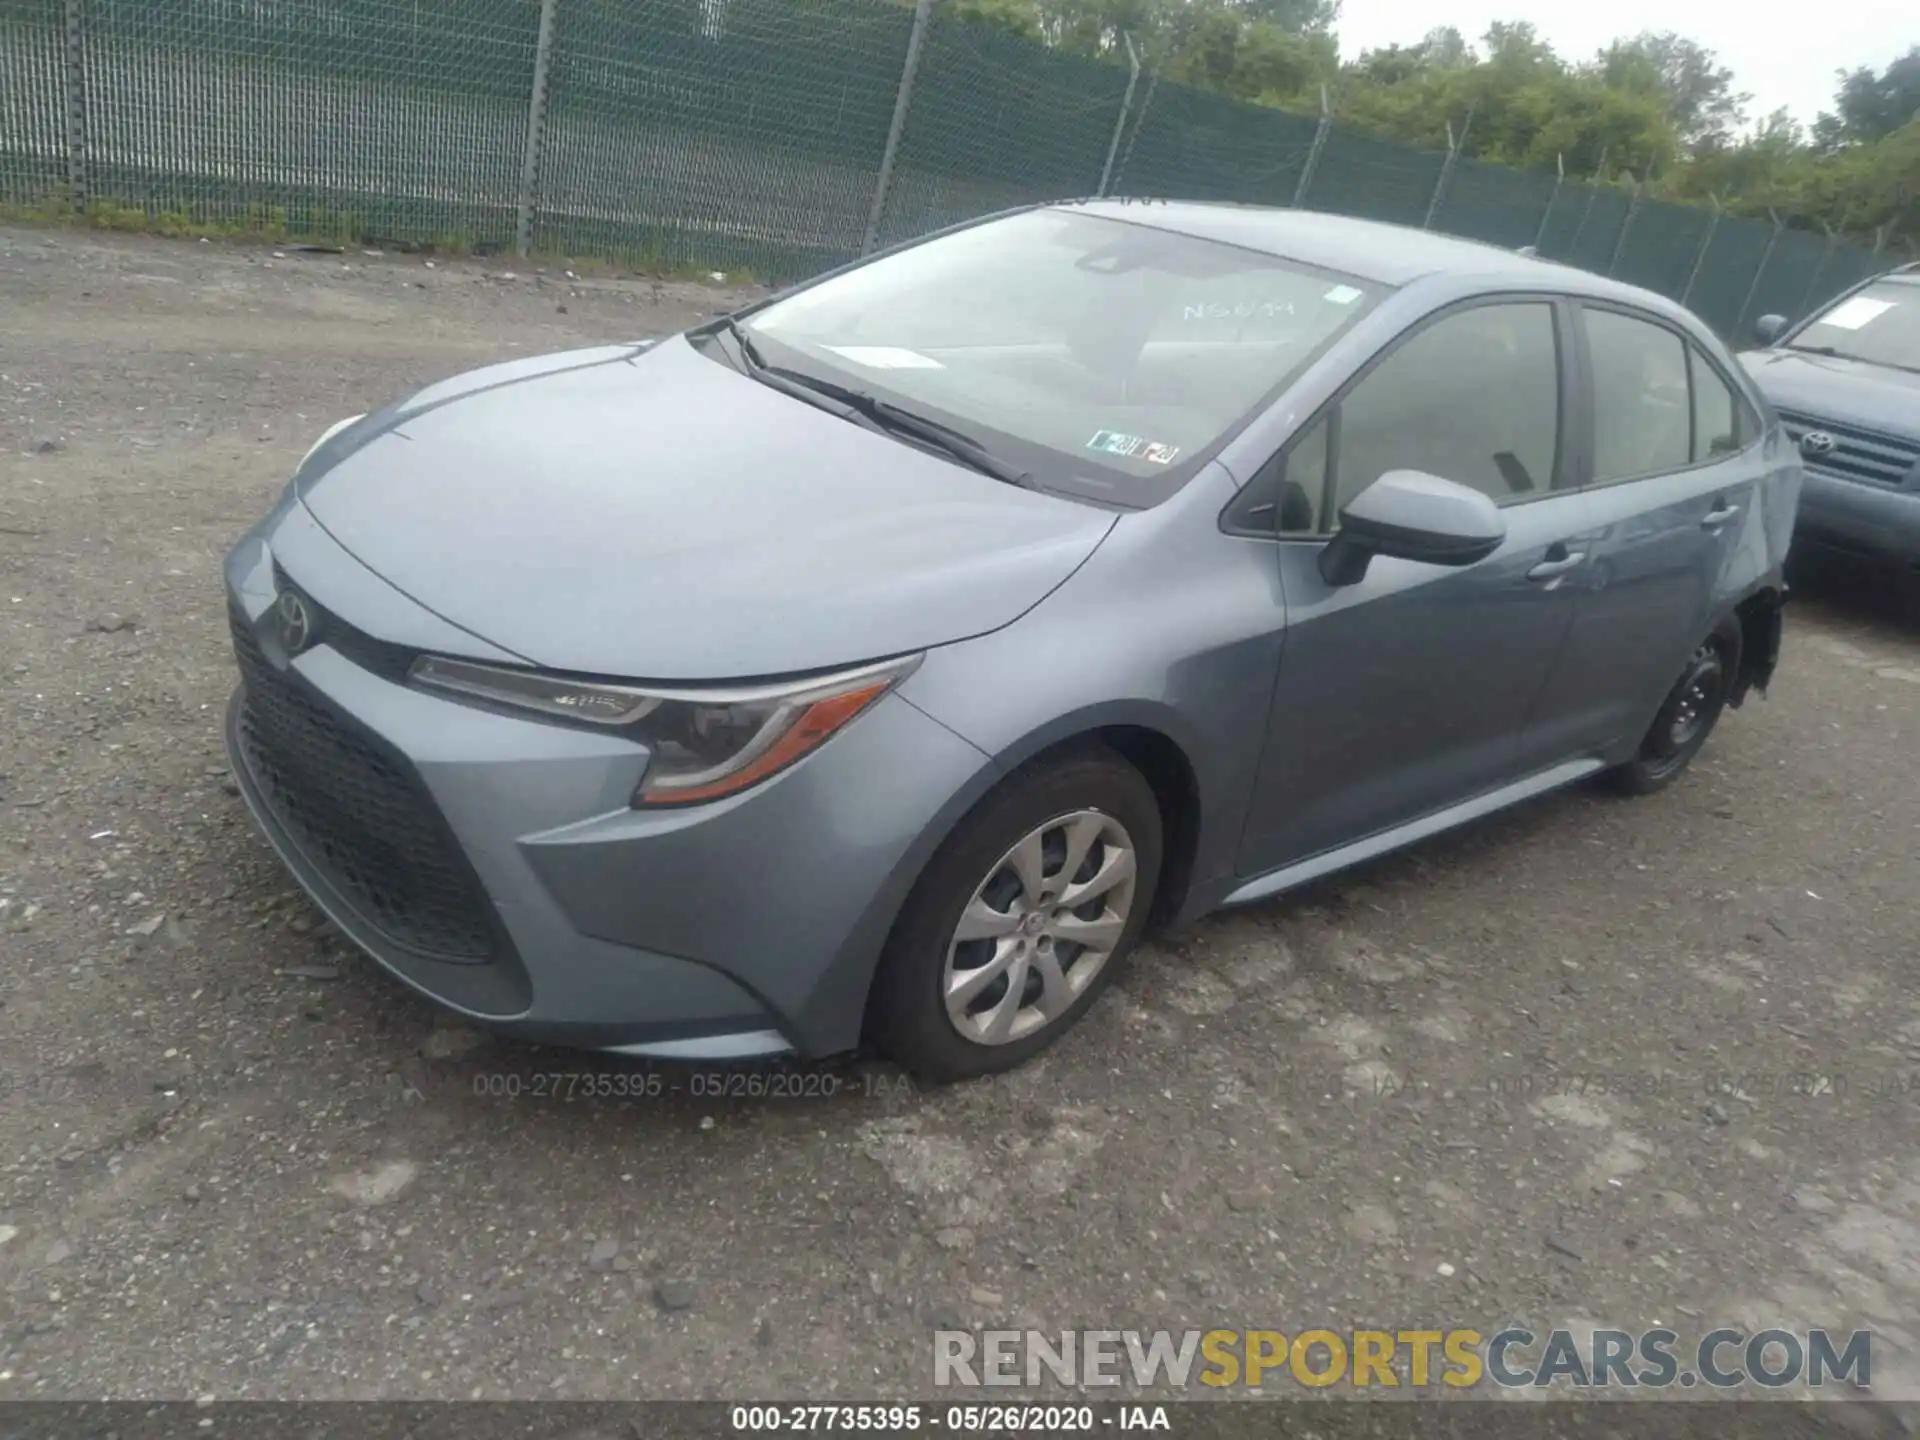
2, 0, 1906, 336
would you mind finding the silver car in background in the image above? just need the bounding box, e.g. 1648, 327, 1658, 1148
223, 202, 1798, 1080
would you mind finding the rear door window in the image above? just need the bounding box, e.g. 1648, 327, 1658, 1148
1585, 308, 1692, 482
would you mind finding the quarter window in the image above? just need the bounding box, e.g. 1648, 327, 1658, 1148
1277, 414, 1330, 533
1331, 302, 1560, 513
1586, 308, 1691, 481
1689, 347, 1750, 460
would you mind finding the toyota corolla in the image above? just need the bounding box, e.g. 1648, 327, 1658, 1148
223, 202, 1798, 1080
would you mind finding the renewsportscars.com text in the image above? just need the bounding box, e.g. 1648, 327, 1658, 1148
934, 1327, 1873, 1390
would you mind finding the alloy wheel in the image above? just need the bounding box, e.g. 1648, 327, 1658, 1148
941, 810, 1138, 1046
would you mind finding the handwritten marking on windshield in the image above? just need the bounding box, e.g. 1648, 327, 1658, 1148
1182, 301, 1299, 321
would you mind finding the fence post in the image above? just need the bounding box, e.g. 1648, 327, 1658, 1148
863, 0, 935, 255
1678, 193, 1722, 308
1734, 210, 1784, 336
1096, 33, 1141, 197
515, 0, 560, 259
1290, 86, 1331, 208
62, 0, 87, 213
1605, 175, 1642, 277
1421, 107, 1471, 231
1109, 66, 1160, 195
1797, 222, 1840, 317
1564, 146, 1607, 261
1530, 153, 1564, 253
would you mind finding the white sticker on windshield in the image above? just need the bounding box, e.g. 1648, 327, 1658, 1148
1816, 296, 1894, 331
1323, 284, 1364, 306
822, 345, 945, 370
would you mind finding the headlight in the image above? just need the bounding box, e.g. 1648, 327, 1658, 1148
408, 653, 921, 806
300, 413, 365, 469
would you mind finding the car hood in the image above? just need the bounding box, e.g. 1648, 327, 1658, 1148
1737, 349, 1920, 438
296, 337, 1116, 680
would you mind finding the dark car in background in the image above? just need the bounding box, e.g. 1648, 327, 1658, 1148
1739, 262, 1920, 571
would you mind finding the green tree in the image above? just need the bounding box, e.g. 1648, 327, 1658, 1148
1165, 6, 1336, 101
1662, 51, 1919, 245
937, 0, 1915, 248
1229, 0, 1339, 36
946, 0, 1045, 41
1594, 32, 1749, 149
1335, 24, 1676, 177
1815, 46, 1920, 147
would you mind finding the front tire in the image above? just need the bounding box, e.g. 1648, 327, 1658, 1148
1605, 614, 1743, 796
868, 747, 1163, 1082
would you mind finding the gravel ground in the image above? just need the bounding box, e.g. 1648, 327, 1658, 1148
3, 225, 1920, 1405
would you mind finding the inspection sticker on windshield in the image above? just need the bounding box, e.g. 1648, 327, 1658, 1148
1088, 430, 1179, 464
1088, 429, 1145, 457
821, 345, 944, 369
1323, 284, 1364, 305
1817, 296, 1895, 331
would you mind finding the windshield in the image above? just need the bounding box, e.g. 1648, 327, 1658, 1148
1789, 279, 1920, 373
738, 208, 1382, 503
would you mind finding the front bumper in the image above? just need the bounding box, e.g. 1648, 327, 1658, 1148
1794, 471, 1920, 567
222, 509, 992, 1059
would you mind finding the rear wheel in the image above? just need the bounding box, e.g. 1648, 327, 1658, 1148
868, 748, 1162, 1082
1605, 615, 1742, 796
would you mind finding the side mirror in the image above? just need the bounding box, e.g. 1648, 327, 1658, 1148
1318, 470, 1507, 587
1753, 313, 1789, 347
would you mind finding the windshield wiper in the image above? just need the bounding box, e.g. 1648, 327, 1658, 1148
854, 394, 1032, 489
714, 321, 1029, 487
1789, 342, 1920, 376
710, 318, 889, 432
715, 315, 768, 373
1790, 343, 1871, 363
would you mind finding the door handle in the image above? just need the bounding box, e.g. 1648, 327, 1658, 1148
1527, 550, 1586, 580
1701, 502, 1743, 529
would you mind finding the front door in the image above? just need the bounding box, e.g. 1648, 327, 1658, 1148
1238, 297, 1598, 876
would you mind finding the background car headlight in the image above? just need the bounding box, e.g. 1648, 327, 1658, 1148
408, 654, 921, 806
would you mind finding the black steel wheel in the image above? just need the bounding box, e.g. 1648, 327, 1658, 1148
1605, 616, 1743, 796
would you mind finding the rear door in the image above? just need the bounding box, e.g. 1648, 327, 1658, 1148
1235, 296, 1600, 876
1521, 303, 1768, 766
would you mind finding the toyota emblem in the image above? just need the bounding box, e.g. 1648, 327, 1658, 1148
1799, 430, 1837, 458
275, 587, 315, 655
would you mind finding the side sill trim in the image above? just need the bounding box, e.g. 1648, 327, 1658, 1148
1220, 758, 1607, 909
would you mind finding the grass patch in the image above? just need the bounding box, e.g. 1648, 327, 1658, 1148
0, 190, 768, 286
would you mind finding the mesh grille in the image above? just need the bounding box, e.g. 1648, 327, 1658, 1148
230, 601, 497, 962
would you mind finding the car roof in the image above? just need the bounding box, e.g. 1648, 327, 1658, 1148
1057, 198, 1673, 306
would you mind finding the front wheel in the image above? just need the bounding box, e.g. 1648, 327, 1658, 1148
1604, 615, 1743, 796
867, 748, 1163, 1082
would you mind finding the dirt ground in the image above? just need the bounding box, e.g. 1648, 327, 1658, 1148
3, 225, 1920, 1405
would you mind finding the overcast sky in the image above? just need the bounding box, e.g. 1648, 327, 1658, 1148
1334, 0, 1913, 128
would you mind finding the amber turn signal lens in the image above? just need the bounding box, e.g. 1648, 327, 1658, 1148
635, 679, 893, 806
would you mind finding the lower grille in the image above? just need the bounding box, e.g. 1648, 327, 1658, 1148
230, 603, 497, 961
1779, 410, 1920, 490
